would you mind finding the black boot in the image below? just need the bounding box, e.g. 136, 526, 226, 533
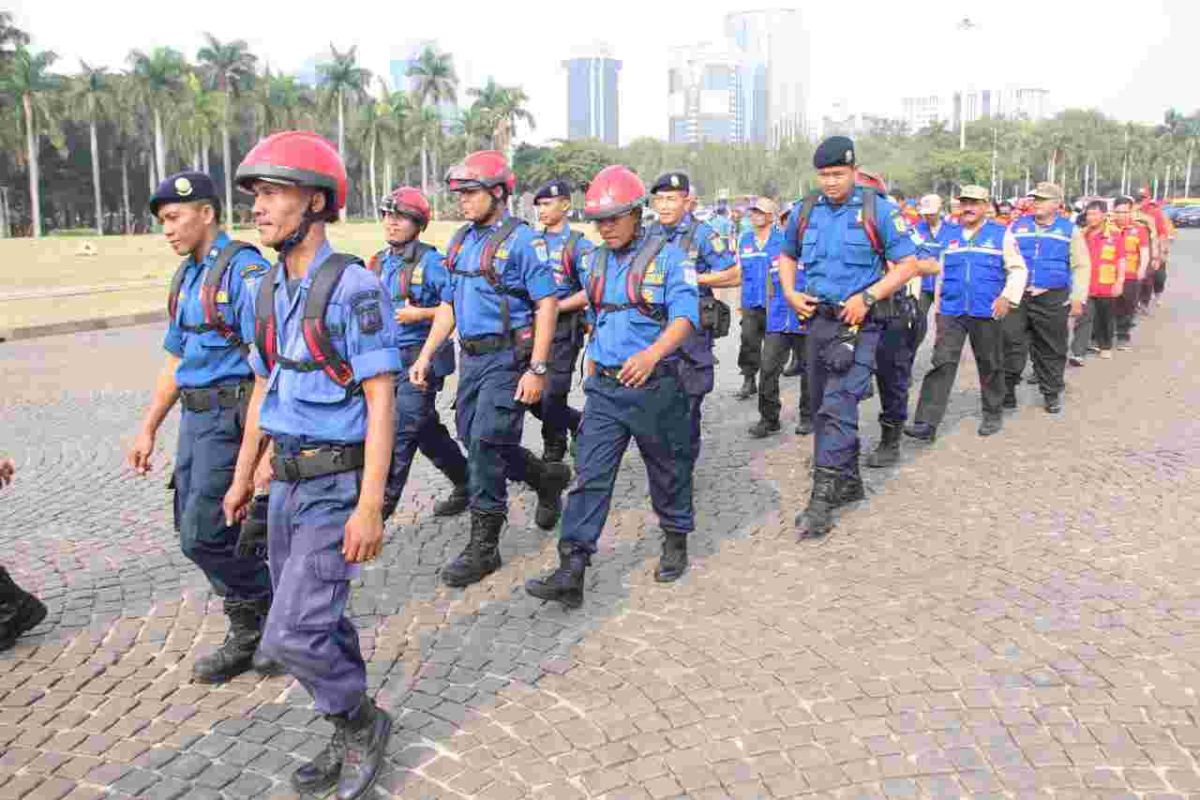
1044, 394, 1063, 414
904, 421, 937, 441
0, 567, 46, 652
795, 414, 813, 436
525, 451, 572, 530
748, 418, 781, 438
978, 413, 1003, 436
247, 598, 284, 676
836, 465, 865, 506
525, 540, 590, 609
866, 421, 903, 468
441, 511, 504, 588
291, 715, 346, 794
542, 429, 569, 463
735, 374, 757, 400
654, 532, 688, 583
193, 598, 267, 683
336, 696, 393, 800
795, 467, 840, 540
433, 483, 469, 517
1002, 387, 1018, 409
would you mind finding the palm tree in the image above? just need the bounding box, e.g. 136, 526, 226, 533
468, 78, 535, 154
197, 34, 256, 227
317, 44, 370, 158
407, 45, 458, 193
254, 68, 314, 135
0, 11, 29, 60
0, 46, 60, 237
66, 61, 110, 234
129, 47, 188, 186
380, 88, 412, 190
353, 80, 393, 218
178, 73, 223, 173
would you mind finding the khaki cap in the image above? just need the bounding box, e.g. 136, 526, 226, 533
750, 196, 778, 216
917, 194, 943, 215
1030, 181, 1063, 201
957, 185, 990, 202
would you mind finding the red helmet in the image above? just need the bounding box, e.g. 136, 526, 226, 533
235, 130, 348, 212
446, 150, 516, 194
856, 168, 889, 194
583, 165, 646, 221
381, 186, 430, 227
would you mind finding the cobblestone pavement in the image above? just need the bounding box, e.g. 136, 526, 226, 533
2, 235, 1199, 799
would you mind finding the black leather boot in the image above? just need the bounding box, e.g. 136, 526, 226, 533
542, 429, 569, 463
795, 413, 813, 436
837, 465, 865, 506
795, 467, 840, 540
194, 598, 266, 683
336, 696, 393, 800
525, 450, 572, 530
525, 540, 590, 609
735, 374, 757, 400
866, 421, 903, 468
433, 483, 469, 517
441, 511, 504, 588
0, 566, 46, 652
748, 418, 781, 438
246, 598, 284, 676
654, 532, 688, 583
291, 715, 346, 794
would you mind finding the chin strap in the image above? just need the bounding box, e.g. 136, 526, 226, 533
274, 213, 314, 255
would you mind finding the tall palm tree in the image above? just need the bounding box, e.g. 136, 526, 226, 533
468, 78, 535, 155
129, 47, 187, 186
178, 73, 223, 173
67, 61, 110, 234
254, 68, 314, 135
1, 46, 60, 237
353, 80, 394, 218
380, 88, 412, 190
0, 11, 29, 60
196, 34, 256, 227
317, 44, 370, 157
407, 45, 458, 193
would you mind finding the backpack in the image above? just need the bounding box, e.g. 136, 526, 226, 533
585, 235, 669, 324
794, 187, 886, 261
167, 239, 259, 343
445, 218, 529, 334
368, 240, 434, 306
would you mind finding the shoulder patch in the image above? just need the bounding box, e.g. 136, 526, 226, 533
532, 237, 549, 263
681, 260, 698, 287
891, 212, 907, 233
351, 289, 383, 335
708, 230, 726, 253
240, 260, 269, 279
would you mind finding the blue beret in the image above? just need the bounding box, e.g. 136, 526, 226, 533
150, 171, 219, 214
813, 136, 856, 169
533, 179, 573, 202
650, 172, 690, 195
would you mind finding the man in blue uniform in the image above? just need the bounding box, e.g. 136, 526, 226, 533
778, 137, 920, 539
409, 151, 570, 589
912, 194, 951, 354
223, 132, 396, 799
127, 170, 278, 684
907, 186, 1028, 439
525, 165, 699, 609
526, 178, 593, 462
371, 186, 469, 521
1002, 182, 1090, 414
647, 172, 739, 461
735, 197, 771, 401
746, 197, 811, 438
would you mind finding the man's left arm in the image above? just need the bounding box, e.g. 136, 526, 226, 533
517, 240, 559, 403
1068, 227, 1090, 310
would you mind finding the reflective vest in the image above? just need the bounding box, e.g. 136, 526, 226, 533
1011, 214, 1073, 290
939, 220, 1007, 318
1085, 223, 1124, 298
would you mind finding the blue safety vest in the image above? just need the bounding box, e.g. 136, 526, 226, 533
1010, 214, 1073, 290
939, 220, 1008, 318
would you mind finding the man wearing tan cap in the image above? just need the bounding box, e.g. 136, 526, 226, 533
907, 186, 1027, 439
735, 197, 778, 403
1002, 182, 1089, 414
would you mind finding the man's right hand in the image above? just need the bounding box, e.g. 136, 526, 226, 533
787, 292, 818, 319
128, 430, 156, 475
408, 358, 430, 390
223, 479, 253, 527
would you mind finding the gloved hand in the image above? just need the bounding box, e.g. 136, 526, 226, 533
235, 492, 270, 558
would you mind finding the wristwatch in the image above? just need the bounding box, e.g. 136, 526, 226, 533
861, 288, 878, 307
527, 361, 548, 376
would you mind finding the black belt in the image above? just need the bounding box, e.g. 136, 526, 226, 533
272, 443, 365, 482
460, 326, 531, 356
813, 303, 843, 320
179, 381, 252, 413
595, 363, 670, 383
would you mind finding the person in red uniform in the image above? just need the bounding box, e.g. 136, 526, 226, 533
1112, 196, 1150, 349
1070, 200, 1126, 363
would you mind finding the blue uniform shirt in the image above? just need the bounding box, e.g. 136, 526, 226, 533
533, 226, 593, 300
249, 241, 402, 444
377, 244, 450, 350
440, 215, 557, 338
579, 234, 700, 368
914, 217, 955, 294
164, 231, 270, 389
738, 227, 784, 309
782, 188, 917, 304
650, 214, 737, 295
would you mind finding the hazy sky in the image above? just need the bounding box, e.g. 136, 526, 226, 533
10, 0, 1199, 145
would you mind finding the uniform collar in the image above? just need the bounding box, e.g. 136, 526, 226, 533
817, 186, 863, 208
275, 240, 334, 290
473, 212, 510, 234
189, 230, 230, 270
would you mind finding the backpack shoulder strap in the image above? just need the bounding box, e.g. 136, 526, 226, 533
398, 242, 434, 304
479, 217, 524, 285
202, 240, 259, 340
167, 258, 189, 322
562, 230, 585, 282
445, 223, 473, 272
367, 248, 388, 275
796, 192, 820, 237
586, 247, 608, 310
300, 253, 360, 388
860, 188, 886, 261
628, 235, 668, 321
253, 263, 283, 374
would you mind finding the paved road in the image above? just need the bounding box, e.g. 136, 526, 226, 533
1, 234, 1199, 799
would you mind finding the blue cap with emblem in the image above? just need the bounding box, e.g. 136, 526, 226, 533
812, 136, 856, 170
533, 179, 574, 203
650, 171, 690, 195
150, 171, 220, 215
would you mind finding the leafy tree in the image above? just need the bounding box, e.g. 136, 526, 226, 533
0, 46, 61, 237
196, 34, 256, 227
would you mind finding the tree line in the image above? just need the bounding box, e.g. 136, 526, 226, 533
1, 11, 1196, 239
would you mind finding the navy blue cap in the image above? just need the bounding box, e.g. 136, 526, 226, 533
650, 171, 690, 195
533, 179, 573, 203
150, 171, 219, 214
813, 136, 856, 169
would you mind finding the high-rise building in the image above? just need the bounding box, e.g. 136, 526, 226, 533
563, 44, 621, 145
724, 9, 810, 147
667, 43, 739, 145
900, 86, 1051, 131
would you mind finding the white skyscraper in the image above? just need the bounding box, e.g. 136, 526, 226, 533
667, 43, 739, 145
724, 9, 811, 147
